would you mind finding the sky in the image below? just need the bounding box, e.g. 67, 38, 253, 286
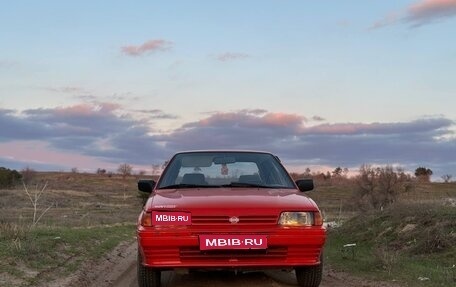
0, 0, 455, 179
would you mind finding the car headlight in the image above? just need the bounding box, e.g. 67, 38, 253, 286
278, 212, 315, 226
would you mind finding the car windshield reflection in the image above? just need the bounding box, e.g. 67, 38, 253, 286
156, 152, 295, 190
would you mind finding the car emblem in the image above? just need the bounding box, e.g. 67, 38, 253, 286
229, 216, 239, 224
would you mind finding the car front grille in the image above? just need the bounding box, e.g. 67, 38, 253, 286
192, 215, 278, 225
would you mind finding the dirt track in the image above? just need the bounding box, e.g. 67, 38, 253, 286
65, 242, 399, 287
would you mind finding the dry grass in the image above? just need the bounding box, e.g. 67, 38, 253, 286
0, 171, 155, 286
0, 172, 154, 228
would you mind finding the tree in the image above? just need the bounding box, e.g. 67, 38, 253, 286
151, 164, 161, 175
0, 167, 22, 188
303, 168, 311, 177
161, 160, 169, 170
355, 164, 413, 210
325, 171, 331, 180
414, 167, 433, 182
22, 181, 52, 227
118, 163, 132, 178
343, 167, 349, 178
21, 166, 36, 185
118, 163, 132, 201
332, 167, 343, 177
441, 174, 452, 183
96, 168, 106, 175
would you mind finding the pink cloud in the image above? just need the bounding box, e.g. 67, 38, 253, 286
0, 140, 113, 170
407, 0, 456, 25
189, 111, 305, 131
216, 52, 250, 62
305, 123, 369, 135
121, 39, 173, 56
53, 103, 121, 117
370, 0, 456, 29
262, 113, 306, 127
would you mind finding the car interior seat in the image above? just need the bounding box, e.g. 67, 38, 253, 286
181, 173, 208, 185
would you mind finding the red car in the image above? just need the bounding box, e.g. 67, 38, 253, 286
137, 151, 326, 287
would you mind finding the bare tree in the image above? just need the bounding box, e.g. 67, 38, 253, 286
21, 166, 36, 185
71, 167, 78, 173
343, 167, 349, 178
355, 165, 413, 210
96, 168, 107, 175
118, 163, 132, 178
22, 181, 52, 227
118, 163, 132, 200
151, 164, 161, 175
303, 168, 311, 177
355, 164, 377, 209
441, 174, 453, 183
161, 160, 169, 170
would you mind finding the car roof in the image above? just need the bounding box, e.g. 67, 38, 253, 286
174, 150, 275, 155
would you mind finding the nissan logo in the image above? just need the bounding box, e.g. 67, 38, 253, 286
229, 216, 239, 224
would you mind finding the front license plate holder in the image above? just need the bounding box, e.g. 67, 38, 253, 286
199, 234, 268, 251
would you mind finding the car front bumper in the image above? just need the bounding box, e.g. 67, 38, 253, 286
138, 227, 325, 269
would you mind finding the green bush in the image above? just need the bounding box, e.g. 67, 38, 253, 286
0, 167, 22, 188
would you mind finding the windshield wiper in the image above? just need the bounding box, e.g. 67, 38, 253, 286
222, 182, 276, 188
159, 184, 217, 189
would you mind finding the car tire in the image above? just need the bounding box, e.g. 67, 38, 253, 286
137, 252, 161, 287
295, 256, 323, 287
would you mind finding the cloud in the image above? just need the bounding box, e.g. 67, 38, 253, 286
121, 39, 173, 56
1, 106, 455, 177
44, 86, 88, 94
216, 52, 250, 62
154, 112, 455, 176
311, 116, 326, 122
303, 118, 453, 135
407, 0, 456, 26
0, 103, 172, 166
370, 0, 456, 29
238, 109, 268, 115
135, 109, 178, 119
369, 12, 401, 30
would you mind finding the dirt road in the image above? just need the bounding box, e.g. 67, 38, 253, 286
68, 242, 398, 287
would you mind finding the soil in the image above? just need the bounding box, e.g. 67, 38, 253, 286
56, 242, 401, 287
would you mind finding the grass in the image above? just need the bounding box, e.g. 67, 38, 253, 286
0, 172, 146, 286
324, 201, 456, 287
0, 223, 135, 286
1, 172, 455, 286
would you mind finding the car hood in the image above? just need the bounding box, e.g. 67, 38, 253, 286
145, 188, 318, 213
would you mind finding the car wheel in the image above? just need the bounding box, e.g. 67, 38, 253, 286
137, 251, 161, 287
295, 257, 323, 287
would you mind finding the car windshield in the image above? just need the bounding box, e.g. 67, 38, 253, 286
157, 152, 295, 189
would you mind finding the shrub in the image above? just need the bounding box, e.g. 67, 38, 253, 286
354, 165, 413, 210
0, 167, 22, 188
21, 166, 36, 185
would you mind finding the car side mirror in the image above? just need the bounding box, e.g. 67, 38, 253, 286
138, 179, 156, 193
295, 179, 314, 192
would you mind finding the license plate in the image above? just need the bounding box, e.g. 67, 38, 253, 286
152, 211, 191, 225
199, 234, 268, 250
